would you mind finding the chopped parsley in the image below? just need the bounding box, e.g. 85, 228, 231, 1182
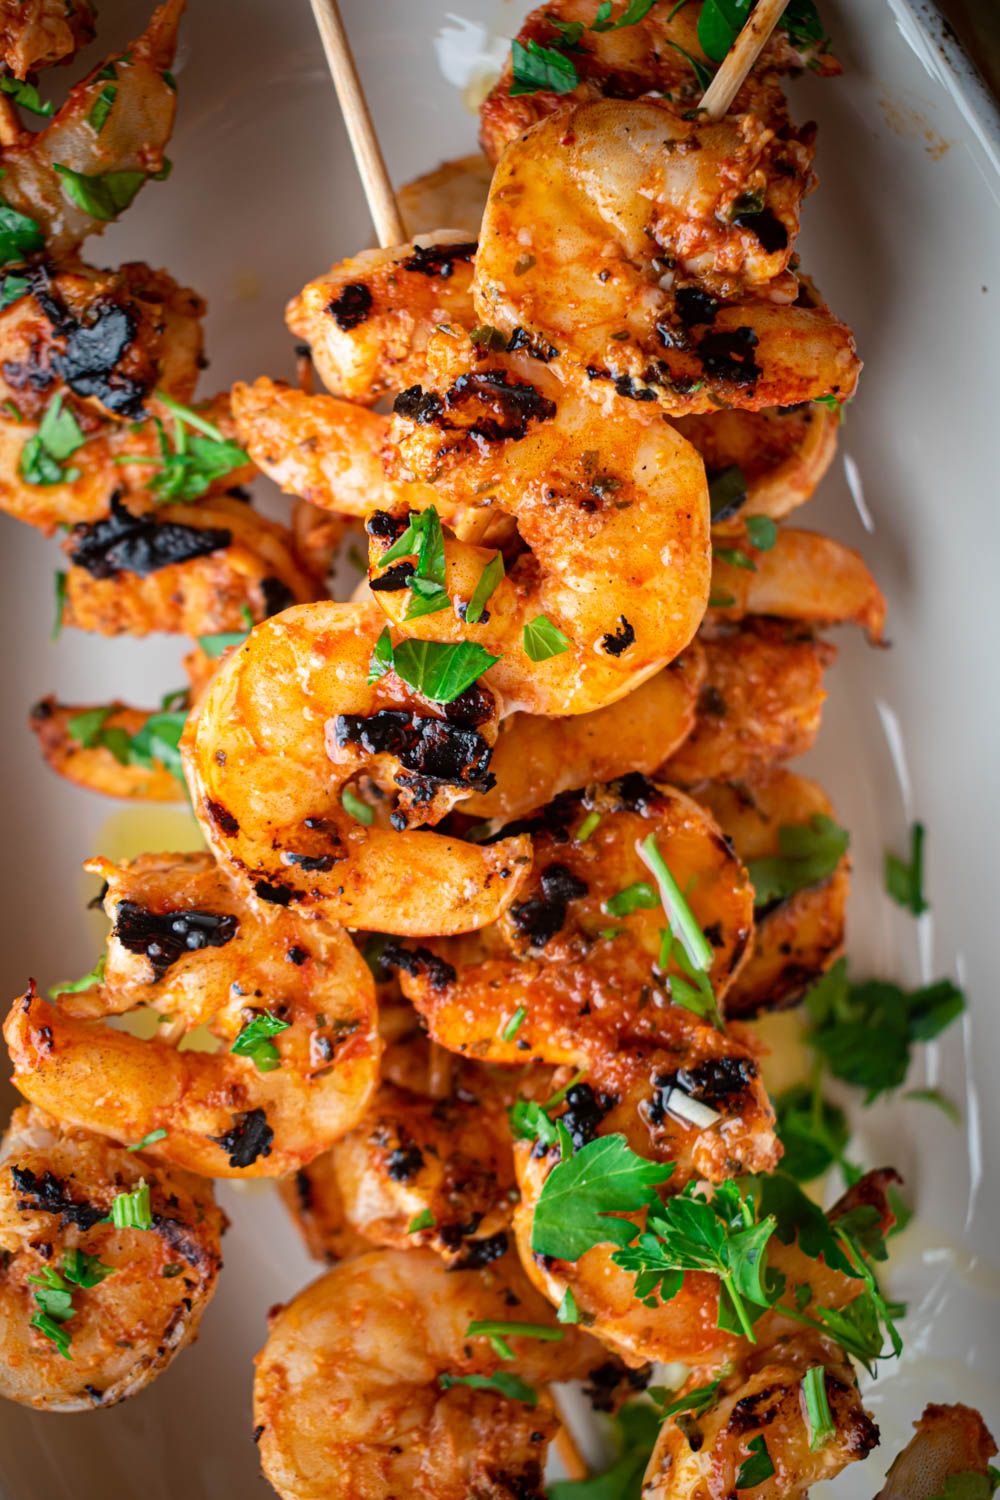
19, 392, 86, 486
0, 75, 53, 117
53, 164, 148, 220
86, 82, 118, 134
368, 630, 499, 703
556, 1286, 579, 1324
67, 705, 187, 787
805, 959, 966, 1102
438, 1370, 538, 1405
802, 1364, 834, 1450
510, 39, 580, 97
48, 953, 106, 999
530, 1133, 673, 1260
575, 810, 601, 843
885, 820, 928, 916
708, 465, 748, 521
51, 569, 68, 640
522, 613, 571, 662
465, 551, 504, 624
736, 1435, 775, 1489
0, 174, 44, 266
407, 1208, 436, 1234
926, 1477, 1000, 1500
746, 815, 849, 908
649, 1375, 723, 1420
115, 393, 248, 503
605, 880, 659, 917
377, 506, 451, 619
638, 833, 714, 972
199, 604, 254, 658
773, 1081, 851, 1183
230, 1011, 290, 1072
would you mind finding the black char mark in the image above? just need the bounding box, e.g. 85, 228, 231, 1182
113, 900, 238, 978
260, 576, 295, 618
510, 863, 588, 949
505, 326, 558, 362
399, 241, 477, 279
697, 326, 760, 388
601, 616, 635, 658
210, 1108, 273, 1168
559, 1084, 617, 1151
448, 1231, 509, 1269
652, 1056, 758, 1113
68, 495, 231, 580
369, 561, 415, 592
613, 772, 658, 813
334, 709, 495, 798
327, 282, 372, 331
11, 1166, 106, 1231
205, 798, 239, 837
379, 941, 456, 991
397, 369, 557, 445
675, 287, 719, 327
56, 303, 143, 416
731, 208, 788, 254
385, 1144, 424, 1182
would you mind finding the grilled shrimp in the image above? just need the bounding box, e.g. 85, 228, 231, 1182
681, 402, 840, 531
515, 1154, 894, 1371
0, 0, 95, 78
287, 233, 476, 406
698, 770, 850, 1019
392, 777, 754, 1066
58, 493, 320, 637
29, 694, 186, 801
287, 1046, 521, 1270
232, 377, 444, 523
480, 0, 838, 165
0, 1104, 223, 1410
473, 100, 859, 417
876, 1403, 998, 1499
708, 528, 886, 641
666, 620, 834, 784
462, 646, 705, 822
4, 851, 381, 1176
398, 154, 494, 239
642, 1332, 878, 1499
0, 0, 182, 257
185, 600, 532, 935
382, 337, 710, 710
253, 1247, 603, 1500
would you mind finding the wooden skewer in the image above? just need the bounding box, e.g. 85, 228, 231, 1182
308, 0, 406, 249
700, 0, 790, 119
554, 1411, 589, 1481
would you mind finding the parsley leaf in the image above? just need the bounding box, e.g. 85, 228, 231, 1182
802, 1364, 834, 1449
664, 39, 714, 91
466, 552, 504, 624
439, 1370, 538, 1405
638, 833, 714, 972
19, 391, 86, 486
0, 183, 44, 266
548, 1401, 661, 1500
230, 1010, 290, 1072
372, 636, 500, 704
605, 880, 658, 917
885, 820, 928, 915
804, 959, 966, 1102
341, 786, 374, 825
199, 605, 254, 658
744, 514, 777, 552
51, 569, 68, 640
698, 0, 752, 64
510, 39, 580, 97
557, 1286, 579, 1324
531, 1134, 673, 1260
523, 613, 571, 662
53, 163, 149, 220
126, 1127, 168, 1152
116, 396, 248, 503
62, 1247, 115, 1289
746, 815, 849, 908
736, 1435, 775, 1489
500, 1005, 526, 1042
28, 1265, 77, 1357
773, 1083, 851, 1182
126, 709, 187, 786
86, 81, 118, 134
407, 1208, 435, 1233
0, 75, 54, 118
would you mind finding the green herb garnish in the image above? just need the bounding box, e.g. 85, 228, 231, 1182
548, 1402, 660, 1500
0, 75, 53, 117
605, 880, 658, 918
736, 1434, 775, 1489
108, 1180, 152, 1231
86, 82, 118, 134
522, 613, 571, 662
510, 39, 580, 96
649, 1376, 723, 1420
500, 1005, 526, 1042
48, 953, 106, 998
115, 394, 248, 503
231, 1011, 290, 1072
744, 514, 777, 551
439, 1370, 538, 1405
341, 787, 374, 826
531, 1133, 673, 1261
126, 1128, 168, 1152
747, 816, 849, 908
407, 1208, 436, 1234
19, 391, 86, 486
466, 1319, 563, 1362
802, 1364, 834, 1449
465, 552, 504, 624
369, 634, 499, 703
885, 820, 928, 916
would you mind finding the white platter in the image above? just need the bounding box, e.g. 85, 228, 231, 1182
0, 1, 997, 1494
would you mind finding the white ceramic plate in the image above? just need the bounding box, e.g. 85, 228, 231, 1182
0, 1, 997, 1494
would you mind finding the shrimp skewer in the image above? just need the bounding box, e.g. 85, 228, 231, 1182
4, 851, 381, 1176
0, 1104, 224, 1410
